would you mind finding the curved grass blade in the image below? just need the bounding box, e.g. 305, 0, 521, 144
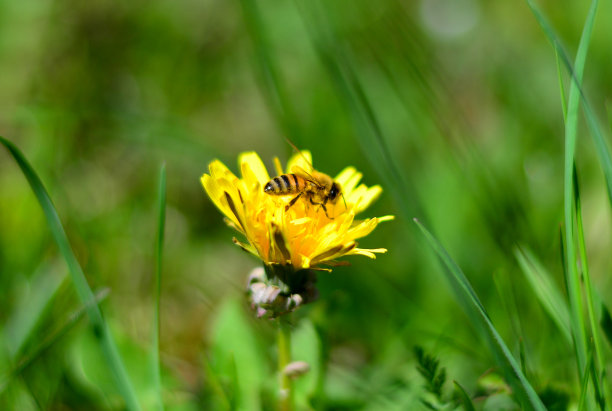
555, 48, 568, 121
574, 168, 608, 406
295, 1, 420, 221
602, 304, 612, 348
514, 247, 571, 344
4, 264, 66, 359
414, 219, 546, 410
578, 348, 593, 411
151, 164, 166, 411
453, 381, 475, 411
0, 136, 141, 411
526, 0, 612, 205
238, 0, 303, 145
0, 288, 109, 393
526, 0, 602, 383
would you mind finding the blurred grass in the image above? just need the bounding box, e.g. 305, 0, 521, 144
414, 219, 545, 410
151, 164, 166, 411
1, 0, 612, 409
0, 136, 140, 410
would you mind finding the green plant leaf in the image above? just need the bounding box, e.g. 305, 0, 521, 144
525, 0, 612, 206
291, 319, 321, 409
601, 304, 612, 348
454, 381, 475, 411
151, 164, 166, 411
414, 219, 546, 410
0, 136, 141, 411
209, 298, 268, 411
514, 247, 571, 344
0, 288, 109, 394
3, 262, 66, 359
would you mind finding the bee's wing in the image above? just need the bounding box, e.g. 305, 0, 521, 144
291, 165, 323, 187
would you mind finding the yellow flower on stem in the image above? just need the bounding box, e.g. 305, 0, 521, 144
201, 150, 393, 317
202, 149, 393, 411
202, 151, 392, 267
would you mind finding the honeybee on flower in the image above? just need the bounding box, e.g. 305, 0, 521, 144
201, 149, 393, 316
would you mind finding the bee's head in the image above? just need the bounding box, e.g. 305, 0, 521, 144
329, 182, 341, 202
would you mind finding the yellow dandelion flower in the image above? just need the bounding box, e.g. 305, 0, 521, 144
201, 150, 393, 272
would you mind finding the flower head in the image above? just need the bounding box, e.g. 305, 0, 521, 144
201, 151, 393, 316
202, 151, 392, 268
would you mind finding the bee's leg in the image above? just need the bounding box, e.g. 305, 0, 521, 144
322, 198, 334, 219
321, 203, 333, 219
285, 192, 303, 211
310, 198, 333, 219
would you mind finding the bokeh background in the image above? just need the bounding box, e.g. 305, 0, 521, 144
1, 0, 611, 409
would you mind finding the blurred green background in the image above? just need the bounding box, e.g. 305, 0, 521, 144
1, 0, 611, 409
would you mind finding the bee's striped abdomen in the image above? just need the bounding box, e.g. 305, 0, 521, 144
264, 174, 301, 195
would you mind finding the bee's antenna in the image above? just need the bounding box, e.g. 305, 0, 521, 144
341, 192, 347, 211
283, 136, 315, 169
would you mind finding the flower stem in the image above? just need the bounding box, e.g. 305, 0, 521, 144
277, 317, 293, 411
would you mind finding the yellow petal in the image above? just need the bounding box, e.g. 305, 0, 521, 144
342, 170, 363, 196
311, 242, 356, 264
346, 248, 387, 259
239, 152, 270, 186
286, 150, 313, 174
209, 159, 235, 180
273, 157, 284, 176
354, 185, 382, 213
335, 166, 358, 186
347, 217, 379, 240
201, 174, 231, 219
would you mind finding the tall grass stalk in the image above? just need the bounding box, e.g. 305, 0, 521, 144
295, 0, 419, 221
414, 219, 546, 410
238, 0, 303, 145
559, 0, 598, 379
515, 248, 572, 344
0, 136, 141, 411
0, 288, 109, 393
151, 164, 167, 411
575, 170, 608, 408
527, 0, 610, 406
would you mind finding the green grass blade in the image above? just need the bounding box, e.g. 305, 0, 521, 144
0, 288, 109, 393
554, 48, 567, 121
151, 164, 166, 411
526, 0, 612, 205
4, 265, 66, 359
601, 304, 612, 348
238, 0, 302, 145
453, 381, 475, 411
560, 0, 597, 378
574, 168, 608, 404
296, 1, 420, 221
514, 247, 572, 344
202, 356, 233, 411
578, 349, 593, 411
0, 136, 141, 411
413, 219, 546, 410
526, 0, 599, 381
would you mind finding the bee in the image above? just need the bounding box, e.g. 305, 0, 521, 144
263, 145, 345, 218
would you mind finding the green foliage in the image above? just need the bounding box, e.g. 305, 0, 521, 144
414, 346, 446, 402
538, 386, 570, 411
151, 164, 166, 411
0, 136, 140, 410
602, 304, 612, 348
415, 219, 545, 410
1, 0, 612, 409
